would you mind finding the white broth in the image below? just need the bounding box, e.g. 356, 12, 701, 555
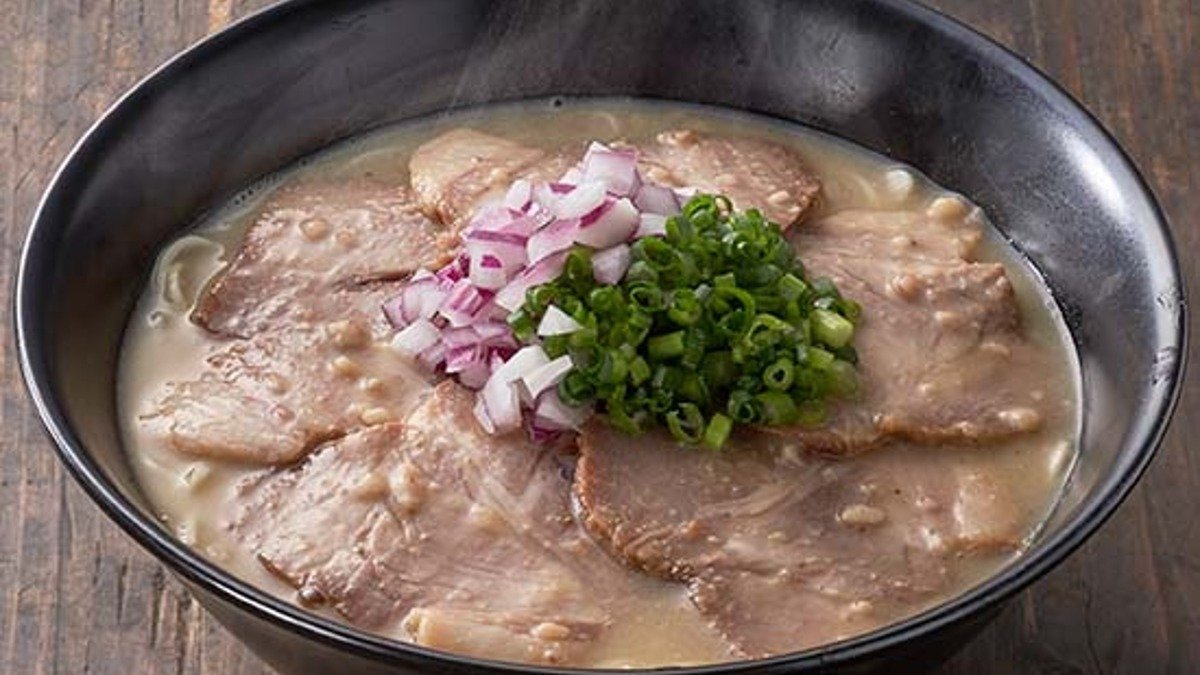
119, 99, 1079, 667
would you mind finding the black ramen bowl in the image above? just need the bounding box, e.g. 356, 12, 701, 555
14, 0, 1186, 673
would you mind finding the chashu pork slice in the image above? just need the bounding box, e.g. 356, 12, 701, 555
773, 207, 1072, 455
141, 282, 431, 465
231, 383, 668, 665
193, 177, 451, 339
141, 177, 445, 465
574, 424, 1024, 658
636, 129, 822, 227
408, 128, 574, 228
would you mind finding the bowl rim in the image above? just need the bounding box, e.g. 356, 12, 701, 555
14, 0, 1188, 672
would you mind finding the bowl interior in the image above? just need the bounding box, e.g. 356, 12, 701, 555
17, 0, 1184, 671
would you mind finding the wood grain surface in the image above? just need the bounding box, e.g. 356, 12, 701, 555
1, 1, 1196, 673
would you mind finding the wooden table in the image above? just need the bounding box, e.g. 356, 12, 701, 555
1, 1, 1195, 673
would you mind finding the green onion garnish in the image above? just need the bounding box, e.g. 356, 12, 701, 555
512, 194, 860, 450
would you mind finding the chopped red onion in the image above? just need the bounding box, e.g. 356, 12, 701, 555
503, 179, 532, 211
527, 204, 554, 226
494, 344, 550, 380
527, 421, 562, 444
445, 345, 484, 373
534, 390, 591, 431
466, 227, 529, 248
466, 204, 519, 233
537, 305, 583, 336
472, 395, 496, 434
558, 166, 584, 186
481, 377, 521, 433
411, 278, 450, 321
526, 217, 581, 264
635, 213, 668, 239
469, 253, 509, 290
552, 181, 608, 219
383, 275, 448, 328
391, 318, 440, 358
592, 244, 631, 285
575, 197, 639, 248
382, 295, 407, 329
633, 183, 681, 215
435, 255, 468, 287
466, 232, 528, 275
474, 321, 514, 343
497, 213, 539, 239
457, 362, 490, 392
442, 326, 479, 349
582, 143, 640, 197
385, 139, 701, 442
480, 345, 550, 433
494, 250, 568, 312
472, 298, 510, 323
519, 354, 574, 401
488, 351, 507, 372
418, 342, 447, 370
440, 278, 491, 327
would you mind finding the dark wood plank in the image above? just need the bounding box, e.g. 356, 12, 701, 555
0, 1, 1195, 673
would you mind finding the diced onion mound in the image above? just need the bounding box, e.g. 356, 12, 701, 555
384, 142, 860, 449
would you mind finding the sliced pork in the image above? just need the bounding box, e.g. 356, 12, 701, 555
409, 128, 574, 227
574, 424, 1022, 657
776, 208, 1068, 454
141, 284, 430, 465
636, 129, 822, 226
193, 178, 450, 339
231, 383, 686, 665
141, 179, 445, 465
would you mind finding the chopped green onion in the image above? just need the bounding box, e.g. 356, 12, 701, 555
702, 351, 736, 389
804, 345, 835, 371
795, 399, 828, 427
594, 349, 628, 385
812, 308, 855, 349
668, 289, 703, 326
588, 286, 624, 315
756, 391, 798, 424
828, 359, 859, 397
778, 273, 808, 301
727, 389, 762, 424
666, 403, 705, 444
680, 328, 707, 369
508, 193, 859, 450
716, 309, 754, 341
676, 372, 708, 404
608, 393, 648, 434
629, 356, 652, 386
559, 370, 595, 406
647, 331, 686, 361
542, 334, 569, 358
507, 309, 536, 342
563, 248, 594, 291
629, 284, 667, 312
702, 413, 733, 450
624, 260, 659, 284
763, 358, 795, 391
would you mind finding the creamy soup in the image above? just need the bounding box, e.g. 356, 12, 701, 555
119, 99, 1078, 667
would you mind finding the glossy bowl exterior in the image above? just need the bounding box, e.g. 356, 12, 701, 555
15, 0, 1185, 673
